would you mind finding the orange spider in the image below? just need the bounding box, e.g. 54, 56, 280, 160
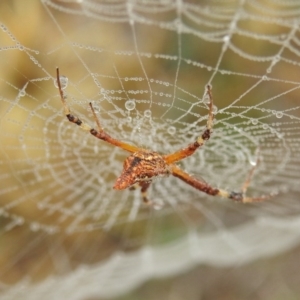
56, 68, 273, 205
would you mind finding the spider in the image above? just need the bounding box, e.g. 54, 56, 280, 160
56, 67, 274, 205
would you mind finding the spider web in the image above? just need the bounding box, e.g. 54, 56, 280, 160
1, 0, 300, 299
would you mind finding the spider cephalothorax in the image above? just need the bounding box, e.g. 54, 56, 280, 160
56, 67, 275, 205
114, 151, 170, 190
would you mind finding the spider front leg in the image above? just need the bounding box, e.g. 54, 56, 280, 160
163, 84, 214, 164
55, 68, 140, 153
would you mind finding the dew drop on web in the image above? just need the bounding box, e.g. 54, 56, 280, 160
54, 75, 68, 90
125, 99, 136, 111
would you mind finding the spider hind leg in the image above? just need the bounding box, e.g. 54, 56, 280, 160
140, 181, 152, 204
216, 152, 276, 203
220, 154, 261, 202
128, 181, 153, 205
171, 153, 276, 204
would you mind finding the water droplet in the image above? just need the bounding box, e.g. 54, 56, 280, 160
144, 110, 151, 118
251, 119, 258, 125
125, 100, 136, 111
167, 126, 176, 135
92, 104, 101, 113
54, 75, 68, 90
249, 158, 257, 166
280, 34, 287, 40
276, 112, 283, 118
203, 95, 210, 104
30, 222, 40, 231
1, 24, 8, 31
47, 227, 58, 234
16, 217, 24, 225
277, 132, 284, 139
223, 35, 230, 42
153, 201, 164, 210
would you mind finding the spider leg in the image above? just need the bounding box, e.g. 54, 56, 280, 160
56, 68, 140, 153
128, 182, 152, 204
129, 184, 138, 191
163, 84, 214, 164
140, 181, 152, 204
171, 164, 275, 203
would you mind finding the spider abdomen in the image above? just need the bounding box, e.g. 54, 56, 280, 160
113, 150, 170, 190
